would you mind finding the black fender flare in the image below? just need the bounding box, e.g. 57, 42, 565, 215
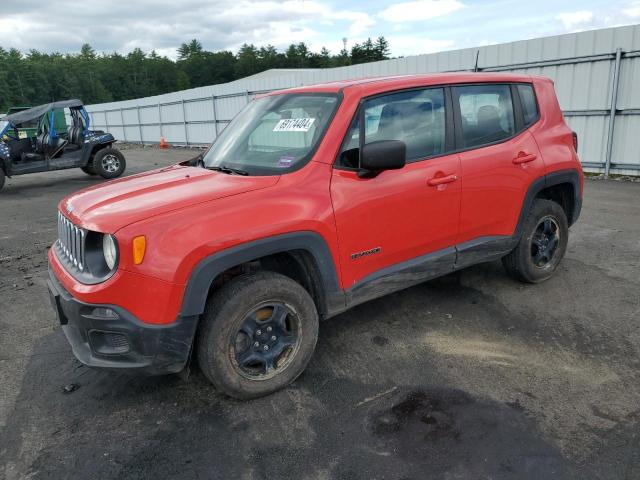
180, 231, 345, 319
82, 140, 117, 166
515, 169, 582, 235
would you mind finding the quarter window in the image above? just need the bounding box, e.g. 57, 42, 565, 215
454, 84, 515, 148
338, 88, 446, 168
517, 84, 539, 126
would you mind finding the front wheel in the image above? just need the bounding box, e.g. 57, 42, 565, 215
502, 199, 569, 283
197, 272, 319, 399
94, 148, 126, 179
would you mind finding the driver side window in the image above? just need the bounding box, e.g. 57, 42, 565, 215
337, 87, 446, 168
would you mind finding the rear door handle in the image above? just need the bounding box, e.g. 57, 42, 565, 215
512, 152, 537, 164
427, 174, 458, 186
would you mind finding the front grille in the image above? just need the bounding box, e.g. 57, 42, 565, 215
57, 212, 86, 271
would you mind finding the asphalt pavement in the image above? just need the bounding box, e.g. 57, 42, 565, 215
1, 146, 639, 479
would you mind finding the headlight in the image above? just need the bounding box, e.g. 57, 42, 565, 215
103, 234, 118, 270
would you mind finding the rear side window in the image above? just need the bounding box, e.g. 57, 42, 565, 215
517, 84, 539, 126
454, 84, 515, 148
337, 87, 446, 168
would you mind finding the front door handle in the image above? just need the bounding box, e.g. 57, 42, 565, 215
427, 174, 458, 186
512, 152, 538, 164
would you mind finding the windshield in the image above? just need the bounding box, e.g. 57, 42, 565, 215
203, 93, 339, 175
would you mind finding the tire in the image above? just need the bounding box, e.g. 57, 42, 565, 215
94, 148, 126, 179
0, 169, 5, 191
81, 164, 96, 175
502, 199, 569, 283
197, 271, 319, 399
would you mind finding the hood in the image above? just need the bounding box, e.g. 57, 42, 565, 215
60, 165, 279, 232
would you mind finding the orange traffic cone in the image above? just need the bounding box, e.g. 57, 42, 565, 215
159, 137, 169, 149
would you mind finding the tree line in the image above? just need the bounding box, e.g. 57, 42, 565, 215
0, 37, 390, 112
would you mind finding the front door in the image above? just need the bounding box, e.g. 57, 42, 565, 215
330, 87, 461, 301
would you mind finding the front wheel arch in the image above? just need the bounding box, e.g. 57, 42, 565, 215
181, 232, 345, 321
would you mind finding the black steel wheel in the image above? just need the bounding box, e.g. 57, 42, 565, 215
531, 217, 561, 268
232, 303, 302, 380
197, 271, 319, 399
502, 199, 569, 283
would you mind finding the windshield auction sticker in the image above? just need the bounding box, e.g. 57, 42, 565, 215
273, 118, 315, 132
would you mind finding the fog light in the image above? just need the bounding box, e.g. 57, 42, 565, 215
90, 307, 119, 319
89, 330, 130, 354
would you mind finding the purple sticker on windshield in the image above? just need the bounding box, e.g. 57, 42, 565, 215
277, 156, 295, 168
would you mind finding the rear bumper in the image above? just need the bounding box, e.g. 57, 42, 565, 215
48, 268, 198, 375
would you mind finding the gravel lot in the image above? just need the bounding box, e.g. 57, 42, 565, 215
1, 146, 639, 480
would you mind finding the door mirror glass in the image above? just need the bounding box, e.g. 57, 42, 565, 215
360, 140, 406, 173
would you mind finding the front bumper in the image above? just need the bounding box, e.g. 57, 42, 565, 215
48, 268, 198, 375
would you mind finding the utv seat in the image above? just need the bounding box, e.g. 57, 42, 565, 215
6, 138, 33, 162
68, 119, 86, 146
63, 125, 84, 152
21, 132, 67, 161
21, 132, 48, 161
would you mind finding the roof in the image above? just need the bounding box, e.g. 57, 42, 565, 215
268, 72, 539, 96
3, 99, 83, 125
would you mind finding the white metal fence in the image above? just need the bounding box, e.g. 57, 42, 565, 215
86, 25, 640, 176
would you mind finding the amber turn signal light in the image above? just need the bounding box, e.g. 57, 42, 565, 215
132, 236, 146, 265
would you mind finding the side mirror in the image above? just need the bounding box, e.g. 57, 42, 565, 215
359, 140, 406, 177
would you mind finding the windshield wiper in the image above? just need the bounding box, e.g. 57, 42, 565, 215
205, 165, 249, 176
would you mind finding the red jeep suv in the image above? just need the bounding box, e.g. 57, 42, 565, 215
48, 73, 583, 399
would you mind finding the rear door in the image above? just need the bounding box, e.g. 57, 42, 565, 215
452, 83, 545, 250
330, 87, 461, 295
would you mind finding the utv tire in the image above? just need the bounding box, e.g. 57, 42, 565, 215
0, 169, 5, 191
81, 165, 97, 175
94, 148, 126, 179
502, 199, 568, 283
197, 271, 319, 400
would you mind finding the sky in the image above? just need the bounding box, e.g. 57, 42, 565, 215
1, 0, 639, 59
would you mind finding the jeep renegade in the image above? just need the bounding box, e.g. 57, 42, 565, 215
48, 73, 583, 399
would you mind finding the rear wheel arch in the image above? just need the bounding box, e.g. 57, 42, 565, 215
181, 232, 345, 321
534, 181, 576, 224
515, 169, 582, 236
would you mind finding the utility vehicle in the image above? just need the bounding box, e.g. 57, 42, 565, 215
0, 99, 126, 191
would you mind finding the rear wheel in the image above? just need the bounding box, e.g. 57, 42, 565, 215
94, 148, 126, 179
502, 199, 568, 283
81, 164, 96, 175
197, 271, 319, 399
0, 169, 5, 191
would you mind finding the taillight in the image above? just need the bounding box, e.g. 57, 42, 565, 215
572, 131, 578, 152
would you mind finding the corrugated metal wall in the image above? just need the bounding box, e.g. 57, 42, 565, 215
86, 24, 640, 175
